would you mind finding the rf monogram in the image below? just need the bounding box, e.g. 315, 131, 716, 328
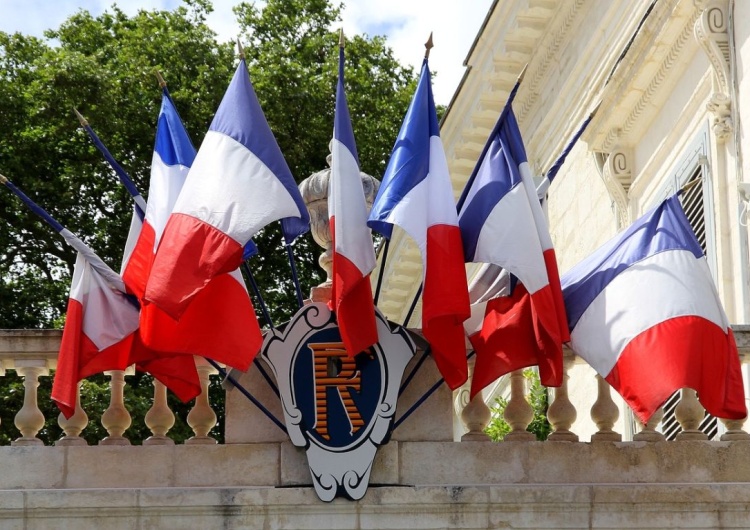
309, 342, 365, 440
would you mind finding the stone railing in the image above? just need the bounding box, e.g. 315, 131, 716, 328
1, 326, 749, 447
0, 329, 221, 446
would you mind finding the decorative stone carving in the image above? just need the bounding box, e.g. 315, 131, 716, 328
56, 383, 89, 446
695, 0, 732, 142
298, 154, 379, 303
633, 407, 667, 442
12, 361, 49, 446
590, 375, 622, 442
599, 145, 632, 229
186, 358, 218, 445
502, 369, 536, 442
99, 369, 132, 446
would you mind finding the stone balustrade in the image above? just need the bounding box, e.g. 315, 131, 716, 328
2, 327, 750, 528
2, 326, 749, 447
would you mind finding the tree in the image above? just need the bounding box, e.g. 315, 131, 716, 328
484, 369, 552, 442
0, 0, 415, 444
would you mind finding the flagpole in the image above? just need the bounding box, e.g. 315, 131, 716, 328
537, 102, 601, 199
0, 173, 128, 293
286, 244, 305, 308
455, 64, 527, 213
372, 238, 390, 306
393, 350, 476, 430
242, 262, 275, 330
73, 108, 147, 219
206, 358, 286, 433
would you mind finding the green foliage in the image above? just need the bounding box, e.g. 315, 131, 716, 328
484, 369, 552, 442
0, 0, 415, 444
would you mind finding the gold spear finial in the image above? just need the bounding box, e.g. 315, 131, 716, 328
155, 70, 167, 88
425, 32, 434, 59
517, 63, 528, 85
589, 100, 602, 119
681, 176, 702, 194
73, 108, 88, 127
0, 174, 8, 185
339, 28, 345, 48
237, 38, 246, 60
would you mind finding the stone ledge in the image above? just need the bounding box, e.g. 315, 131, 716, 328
1, 484, 750, 529
3, 440, 750, 492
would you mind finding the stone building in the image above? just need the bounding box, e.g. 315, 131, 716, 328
2, 0, 750, 528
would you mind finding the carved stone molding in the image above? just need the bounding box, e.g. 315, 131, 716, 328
599, 146, 633, 229
694, 0, 732, 142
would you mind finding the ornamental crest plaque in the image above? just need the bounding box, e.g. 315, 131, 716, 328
261, 302, 414, 501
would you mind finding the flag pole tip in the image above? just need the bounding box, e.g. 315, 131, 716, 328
589, 100, 602, 118
0, 174, 8, 185
237, 38, 246, 60
73, 108, 88, 127
424, 32, 434, 59
681, 176, 702, 194
517, 63, 528, 84
339, 28, 345, 48
154, 70, 167, 88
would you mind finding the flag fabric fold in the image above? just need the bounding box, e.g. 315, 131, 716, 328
368, 58, 470, 390
123, 89, 262, 375
562, 195, 746, 422
145, 59, 309, 319
329, 45, 378, 356
458, 107, 566, 397
52, 252, 138, 419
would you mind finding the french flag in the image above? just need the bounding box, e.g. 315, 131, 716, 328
122, 89, 261, 373
368, 58, 470, 390
458, 107, 565, 397
52, 251, 138, 419
329, 44, 378, 356
562, 195, 747, 422
145, 59, 309, 319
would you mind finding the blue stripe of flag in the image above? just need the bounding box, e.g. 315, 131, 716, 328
458, 109, 527, 261
155, 89, 196, 167
561, 195, 705, 330
210, 59, 309, 244
368, 59, 438, 239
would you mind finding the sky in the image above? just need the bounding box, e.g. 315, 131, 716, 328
0, 0, 494, 105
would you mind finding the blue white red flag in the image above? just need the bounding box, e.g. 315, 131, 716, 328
562, 195, 747, 422
329, 45, 378, 356
458, 107, 566, 397
53, 250, 137, 418
368, 58, 470, 390
122, 89, 262, 375
145, 59, 309, 319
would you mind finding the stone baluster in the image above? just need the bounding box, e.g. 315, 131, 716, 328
590, 375, 621, 442
460, 356, 491, 441
719, 417, 750, 441
99, 368, 133, 446
675, 388, 709, 440
12, 360, 49, 446
503, 370, 535, 442
56, 383, 89, 446
186, 358, 218, 444
633, 407, 666, 442
143, 379, 175, 446
547, 356, 578, 442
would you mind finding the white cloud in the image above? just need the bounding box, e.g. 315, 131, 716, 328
1, 0, 493, 104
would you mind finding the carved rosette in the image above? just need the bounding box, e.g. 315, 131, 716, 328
599, 147, 633, 230
298, 158, 379, 301
694, 0, 732, 142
